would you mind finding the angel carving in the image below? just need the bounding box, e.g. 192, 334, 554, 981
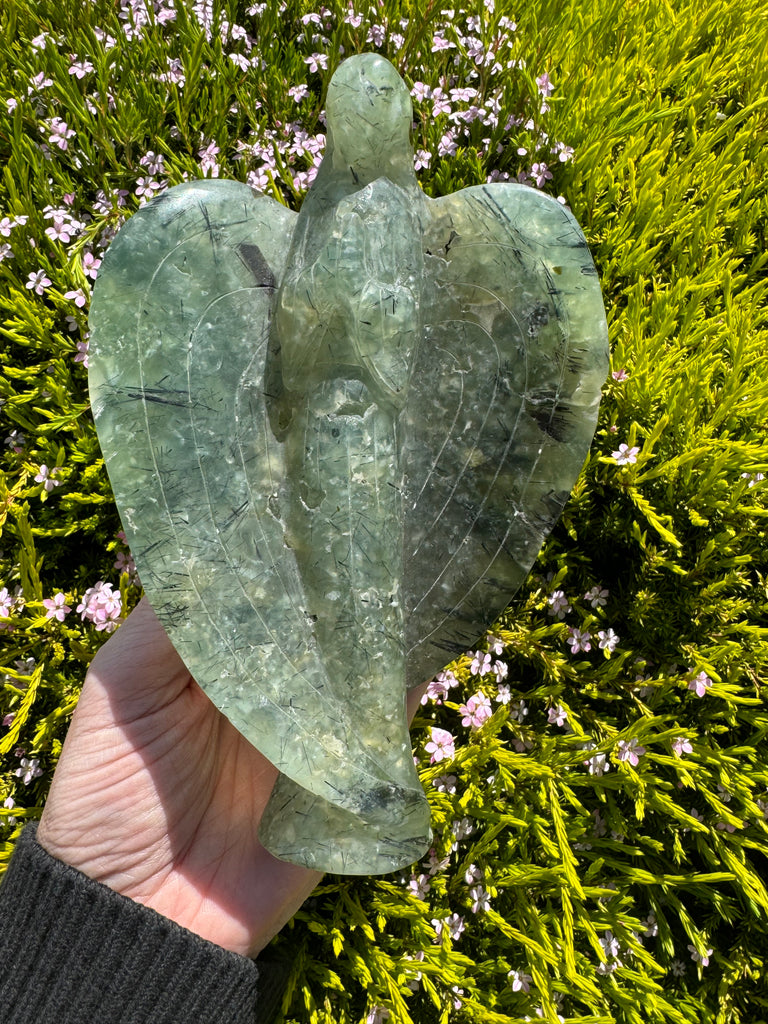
89, 54, 608, 874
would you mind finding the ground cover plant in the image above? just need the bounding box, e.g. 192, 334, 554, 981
1, 0, 768, 1021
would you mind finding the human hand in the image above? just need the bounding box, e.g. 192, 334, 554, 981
38, 598, 426, 957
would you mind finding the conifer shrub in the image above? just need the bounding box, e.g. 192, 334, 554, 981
1, 0, 767, 1021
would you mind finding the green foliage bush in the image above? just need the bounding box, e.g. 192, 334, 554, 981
2, 0, 767, 1021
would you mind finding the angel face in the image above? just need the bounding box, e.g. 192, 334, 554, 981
325, 53, 413, 185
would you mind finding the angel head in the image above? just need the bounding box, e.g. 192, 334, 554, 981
324, 53, 414, 187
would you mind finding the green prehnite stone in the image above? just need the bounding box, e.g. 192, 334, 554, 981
89, 54, 609, 875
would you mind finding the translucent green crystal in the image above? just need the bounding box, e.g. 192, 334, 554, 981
89, 54, 608, 874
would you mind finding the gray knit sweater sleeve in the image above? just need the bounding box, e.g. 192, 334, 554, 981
0, 822, 285, 1024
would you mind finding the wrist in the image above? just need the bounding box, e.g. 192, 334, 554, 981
2, 822, 267, 1023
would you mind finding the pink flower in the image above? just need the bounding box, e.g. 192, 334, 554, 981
432, 774, 456, 793
453, 104, 483, 125
407, 873, 431, 899
469, 885, 490, 913
29, 71, 53, 91
4, 430, 24, 452
612, 443, 640, 466
45, 216, 73, 243
74, 339, 89, 367
198, 142, 220, 177
76, 581, 122, 632
68, 59, 94, 78
43, 592, 71, 621
488, 635, 504, 655
421, 675, 449, 705
161, 57, 185, 86
530, 162, 553, 187
451, 86, 477, 104
547, 589, 571, 619
536, 71, 554, 97
247, 167, 271, 191
47, 116, 75, 150
431, 33, 455, 52
470, 650, 492, 676
567, 627, 591, 654
431, 88, 451, 117
366, 23, 386, 47
493, 659, 508, 682
508, 969, 532, 993
414, 149, 431, 170
616, 737, 646, 766
114, 549, 138, 583
671, 736, 693, 757
15, 757, 43, 784
26, 269, 51, 295
548, 705, 568, 727
688, 944, 713, 967
598, 628, 619, 653
464, 36, 485, 63
139, 151, 166, 175
304, 52, 328, 73
742, 471, 765, 488
82, 256, 101, 284
583, 747, 611, 776
424, 847, 450, 875
135, 177, 162, 199
425, 727, 455, 763
509, 699, 528, 723
0, 216, 25, 236
464, 863, 483, 885
34, 465, 61, 492
410, 82, 430, 102
444, 913, 465, 939
438, 131, 458, 157
688, 671, 713, 697
611, 368, 629, 381
459, 691, 492, 729
584, 586, 608, 608
65, 288, 87, 308
291, 170, 313, 192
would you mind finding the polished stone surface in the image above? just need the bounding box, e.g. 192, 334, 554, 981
89, 54, 608, 874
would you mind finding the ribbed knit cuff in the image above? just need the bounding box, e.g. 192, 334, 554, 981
0, 821, 285, 1024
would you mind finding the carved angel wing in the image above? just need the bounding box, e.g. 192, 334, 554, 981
401, 183, 609, 684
